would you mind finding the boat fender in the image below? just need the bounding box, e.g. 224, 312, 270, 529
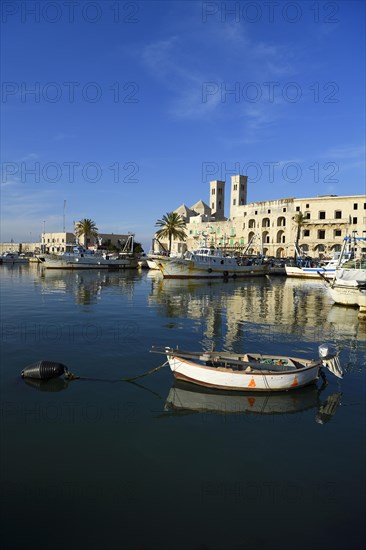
21, 360, 68, 380
232, 273, 237, 279
318, 343, 343, 379
223, 271, 229, 278
207, 268, 212, 273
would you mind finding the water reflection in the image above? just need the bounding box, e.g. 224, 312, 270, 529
38, 269, 141, 304
22, 377, 70, 392
148, 277, 366, 353
164, 380, 342, 424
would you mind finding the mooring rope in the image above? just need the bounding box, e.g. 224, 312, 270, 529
62, 360, 169, 383
122, 360, 169, 382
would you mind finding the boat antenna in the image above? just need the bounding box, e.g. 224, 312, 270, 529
63, 200, 66, 232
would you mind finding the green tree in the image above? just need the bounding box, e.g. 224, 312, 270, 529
293, 212, 305, 258
133, 241, 144, 254
155, 212, 187, 254
74, 218, 98, 247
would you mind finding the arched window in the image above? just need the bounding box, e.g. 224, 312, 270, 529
248, 231, 255, 243
276, 230, 285, 244
262, 231, 270, 244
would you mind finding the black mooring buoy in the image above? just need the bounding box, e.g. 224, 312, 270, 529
21, 360, 68, 380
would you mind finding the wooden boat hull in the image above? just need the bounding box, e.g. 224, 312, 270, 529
146, 254, 173, 270
285, 266, 336, 279
146, 259, 160, 270
327, 283, 366, 307
167, 354, 321, 392
321, 268, 366, 307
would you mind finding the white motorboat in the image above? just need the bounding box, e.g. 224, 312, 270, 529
285, 253, 352, 279
146, 251, 183, 270
146, 254, 170, 270
323, 270, 366, 307
286, 236, 364, 279
326, 280, 366, 307
0, 252, 29, 264
319, 236, 366, 307
42, 246, 138, 270
156, 247, 268, 279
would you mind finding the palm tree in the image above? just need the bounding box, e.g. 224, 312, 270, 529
293, 212, 305, 258
74, 218, 98, 247
155, 212, 187, 254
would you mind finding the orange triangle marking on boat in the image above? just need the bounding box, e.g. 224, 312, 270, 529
247, 397, 256, 407
248, 378, 256, 388
291, 377, 299, 387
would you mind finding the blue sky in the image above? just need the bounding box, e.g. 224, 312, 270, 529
1, 0, 365, 251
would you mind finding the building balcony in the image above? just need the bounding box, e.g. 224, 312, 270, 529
306, 218, 350, 225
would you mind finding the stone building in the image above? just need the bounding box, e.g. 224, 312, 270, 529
1, 231, 134, 255
40, 232, 133, 253
41, 232, 76, 253
157, 175, 366, 259
0, 242, 41, 254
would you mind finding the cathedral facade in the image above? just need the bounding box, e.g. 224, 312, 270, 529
160, 175, 366, 259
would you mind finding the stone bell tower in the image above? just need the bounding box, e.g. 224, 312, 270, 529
209, 180, 225, 220
230, 175, 247, 219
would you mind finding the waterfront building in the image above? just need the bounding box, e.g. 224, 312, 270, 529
41, 232, 76, 254
1, 231, 134, 255
40, 232, 133, 253
154, 175, 366, 259
0, 242, 41, 255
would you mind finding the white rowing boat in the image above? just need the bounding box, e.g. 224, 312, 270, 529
151, 345, 342, 392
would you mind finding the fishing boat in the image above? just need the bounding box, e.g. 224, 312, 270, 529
151, 344, 342, 392
156, 247, 268, 279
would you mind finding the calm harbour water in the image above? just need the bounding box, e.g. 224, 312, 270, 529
1, 264, 365, 550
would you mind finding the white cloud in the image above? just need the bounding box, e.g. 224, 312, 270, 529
321, 145, 365, 160
140, 26, 295, 121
